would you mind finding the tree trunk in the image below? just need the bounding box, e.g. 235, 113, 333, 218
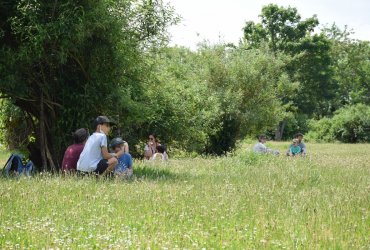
39, 93, 48, 171
39, 92, 57, 172
274, 121, 286, 141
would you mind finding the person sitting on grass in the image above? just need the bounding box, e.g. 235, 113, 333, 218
144, 133, 162, 160
61, 128, 89, 173
295, 133, 307, 156
253, 134, 279, 155
77, 116, 119, 176
286, 133, 307, 156
110, 137, 133, 178
289, 138, 302, 157
151, 144, 168, 161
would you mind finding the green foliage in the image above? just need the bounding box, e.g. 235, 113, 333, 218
243, 4, 319, 53
0, 100, 28, 150
307, 104, 370, 142
243, 4, 335, 138
201, 44, 294, 153
323, 25, 370, 107
281, 113, 309, 139
0, 0, 177, 169
144, 44, 296, 154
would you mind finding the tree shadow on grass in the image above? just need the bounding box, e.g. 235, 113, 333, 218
133, 166, 188, 182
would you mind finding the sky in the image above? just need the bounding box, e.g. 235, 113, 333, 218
165, 0, 370, 49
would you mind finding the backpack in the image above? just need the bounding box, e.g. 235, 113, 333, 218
2, 154, 33, 177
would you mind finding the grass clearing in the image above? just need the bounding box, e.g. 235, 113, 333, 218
0, 143, 369, 248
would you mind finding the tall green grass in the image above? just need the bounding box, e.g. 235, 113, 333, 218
0, 143, 369, 249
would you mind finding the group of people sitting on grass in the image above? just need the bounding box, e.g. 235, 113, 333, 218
61, 115, 168, 177
253, 133, 307, 157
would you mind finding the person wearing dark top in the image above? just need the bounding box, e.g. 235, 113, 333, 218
61, 128, 89, 173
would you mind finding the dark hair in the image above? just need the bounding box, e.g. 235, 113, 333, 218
258, 134, 267, 142
110, 137, 126, 150
73, 128, 89, 144
149, 133, 159, 143
93, 116, 115, 130
156, 145, 166, 153
294, 133, 304, 138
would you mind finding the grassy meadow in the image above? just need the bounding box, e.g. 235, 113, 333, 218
0, 142, 369, 249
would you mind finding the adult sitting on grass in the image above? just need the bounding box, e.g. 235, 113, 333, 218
61, 128, 89, 173
144, 133, 162, 160
289, 138, 302, 157
110, 137, 133, 178
253, 135, 279, 155
77, 116, 119, 176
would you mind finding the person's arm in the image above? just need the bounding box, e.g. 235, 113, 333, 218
101, 146, 115, 160
100, 135, 115, 160
115, 147, 127, 158
144, 144, 154, 159
301, 143, 307, 155
123, 142, 129, 153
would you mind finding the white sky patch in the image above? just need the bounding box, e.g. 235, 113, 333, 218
165, 0, 370, 49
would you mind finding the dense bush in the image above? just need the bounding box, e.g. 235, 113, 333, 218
0, 100, 34, 151
144, 44, 297, 154
307, 104, 370, 142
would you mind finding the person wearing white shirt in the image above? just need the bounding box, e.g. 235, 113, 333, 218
253, 135, 279, 155
77, 116, 120, 175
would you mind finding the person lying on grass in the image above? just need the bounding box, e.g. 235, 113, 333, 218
253, 134, 279, 155
289, 138, 302, 157
61, 128, 89, 173
110, 137, 133, 178
77, 116, 120, 176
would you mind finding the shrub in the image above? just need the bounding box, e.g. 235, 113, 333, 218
307, 104, 370, 142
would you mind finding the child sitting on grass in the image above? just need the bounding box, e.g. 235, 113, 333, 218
110, 137, 133, 178
151, 144, 168, 161
289, 138, 302, 157
77, 116, 118, 176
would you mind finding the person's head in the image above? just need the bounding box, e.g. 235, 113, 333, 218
73, 128, 89, 144
148, 133, 159, 145
294, 133, 304, 142
156, 144, 166, 154
94, 116, 115, 135
258, 134, 267, 143
292, 138, 299, 146
110, 137, 125, 153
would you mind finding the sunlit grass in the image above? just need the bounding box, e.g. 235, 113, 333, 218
0, 143, 369, 248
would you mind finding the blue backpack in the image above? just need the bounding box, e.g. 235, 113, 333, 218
2, 154, 33, 177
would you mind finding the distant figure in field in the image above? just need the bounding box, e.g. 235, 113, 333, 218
152, 144, 169, 161
61, 128, 89, 173
289, 138, 302, 157
253, 135, 279, 155
110, 137, 133, 178
286, 133, 307, 156
144, 133, 162, 160
77, 116, 119, 176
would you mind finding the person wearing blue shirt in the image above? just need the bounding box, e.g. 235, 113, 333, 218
289, 139, 302, 157
110, 137, 133, 178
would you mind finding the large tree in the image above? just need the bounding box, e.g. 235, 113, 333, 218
323, 25, 370, 107
243, 4, 335, 139
0, 0, 176, 170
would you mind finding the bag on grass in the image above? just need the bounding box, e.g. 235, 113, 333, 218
2, 154, 33, 177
